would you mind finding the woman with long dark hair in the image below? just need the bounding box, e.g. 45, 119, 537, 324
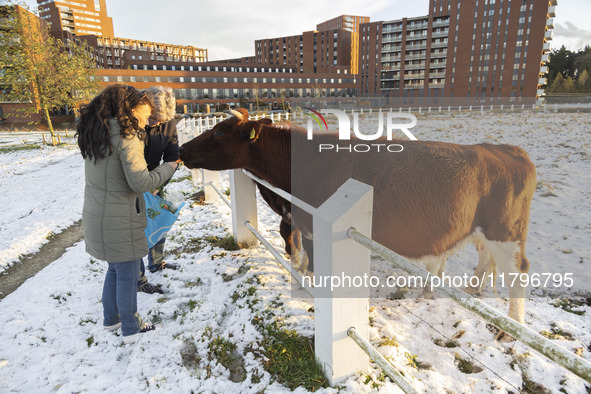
76, 84, 178, 344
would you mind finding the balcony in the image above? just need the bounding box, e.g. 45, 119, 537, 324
405, 63, 425, 70
404, 82, 425, 89
430, 41, 448, 48
382, 26, 402, 33
382, 37, 401, 44
432, 19, 450, 27
538, 77, 547, 85
540, 65, 548, 74
546, 18, 554, 29
431, 30, 449, 38
407, 33, 428, 40
537, 89, 545, 96
407, 23, 428, 30
429, 72, 446, 78
541, 53, 549, 62
543, 42, 551, 52
381, 55, 401, 62
547, 5, 556, 18
406, 52, 427, 60
405, 43, 427, 50
404, 72, 424, 79
544, 30, 553, 40
430, 50, 448, 58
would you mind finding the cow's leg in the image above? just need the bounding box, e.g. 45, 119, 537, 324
482, 239, 527, 326
466, 243, 493, 295
423, 256, 446, 299
279, 219, 294, 255
301, 235, 314, 273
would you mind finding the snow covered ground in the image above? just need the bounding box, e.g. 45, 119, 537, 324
0, 110, 590, 393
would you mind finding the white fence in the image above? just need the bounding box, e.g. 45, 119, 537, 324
176, 111, 292, 145
179, 109, 591, 391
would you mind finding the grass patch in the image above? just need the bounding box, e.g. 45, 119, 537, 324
454, 353, 483, 374
540, 322, 575, 341
550, 298, 586, 316
378, 336, 399, 347
205, 235, 239, 251
252, 316, 328, 391
405, 352, 419, 370
222, 264, 250, 282
208, 336, 247, 383
168, 174, 192, 184
0, 144, 41, 154
433, 338, 458, 348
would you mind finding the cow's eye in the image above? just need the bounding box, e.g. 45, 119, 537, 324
213, 129, 224, 137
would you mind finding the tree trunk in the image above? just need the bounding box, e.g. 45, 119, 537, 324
43, 107, 56, 146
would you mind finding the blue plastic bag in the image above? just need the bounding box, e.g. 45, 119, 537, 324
144, 192, 185, 248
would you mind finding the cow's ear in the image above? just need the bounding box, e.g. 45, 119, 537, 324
258, 118, 273, 126
241, 121, 263, 142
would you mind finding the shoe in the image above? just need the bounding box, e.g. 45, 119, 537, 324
137, 281, 164, 294
122, 322, 156, 344
103, 322, 121, 332
149, 261, 179, 273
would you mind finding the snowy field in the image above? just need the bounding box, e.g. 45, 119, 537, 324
0, 110, 590, 393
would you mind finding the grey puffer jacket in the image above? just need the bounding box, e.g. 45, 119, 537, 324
82, 118, 175, 262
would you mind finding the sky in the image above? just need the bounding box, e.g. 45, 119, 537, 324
12, 0, 591, 60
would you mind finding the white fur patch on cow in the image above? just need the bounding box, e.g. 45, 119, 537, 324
411, 227, 526, 323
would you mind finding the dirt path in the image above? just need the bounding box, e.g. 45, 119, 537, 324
0, 221, 83, 301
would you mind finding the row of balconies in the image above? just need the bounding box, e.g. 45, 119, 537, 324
538, 4, 555, 98
383, 25, 403, 34
432, 19, 450, 27
430, 41, 448, 48
431, 30, 449, 38
405, 73, 425, 79
382, 55, 401, 62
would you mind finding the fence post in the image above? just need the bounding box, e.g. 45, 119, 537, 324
202, 169, 220, 203
229, 169, 258, 248
313, 178, 373, 386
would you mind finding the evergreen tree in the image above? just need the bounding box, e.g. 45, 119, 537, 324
0, 3, 99, 145
547, 45, 576, 83
576, 69, 590, 93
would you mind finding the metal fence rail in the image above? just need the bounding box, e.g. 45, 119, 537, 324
348, 327, 418, 394
347, 228, 591, 383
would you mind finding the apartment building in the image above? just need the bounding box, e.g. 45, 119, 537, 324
37, 0, 208, 70
359, 0, 556, 101
255, 15, 370, 76
95, 63, 359, 112
37, 0, 114, 37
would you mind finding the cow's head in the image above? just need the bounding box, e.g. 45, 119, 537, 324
179, 108, 272, 170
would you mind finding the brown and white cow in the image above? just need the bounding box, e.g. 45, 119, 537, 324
179, 108, 536, 324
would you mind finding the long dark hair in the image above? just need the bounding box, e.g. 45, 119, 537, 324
76, 84, 152, 161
